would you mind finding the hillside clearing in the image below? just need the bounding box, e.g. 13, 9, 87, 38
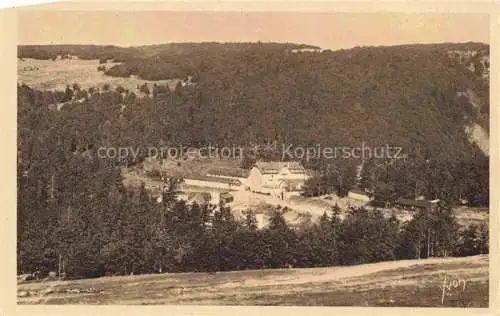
122, 163, 488, 229
18, 58, 181, 92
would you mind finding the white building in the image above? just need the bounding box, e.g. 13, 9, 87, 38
245, 161, 311, 200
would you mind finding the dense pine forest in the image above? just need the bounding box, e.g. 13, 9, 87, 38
17, 42, 489, 278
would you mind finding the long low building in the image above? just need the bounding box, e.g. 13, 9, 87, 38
182, 175, 243, 191
395, 198, 440, 212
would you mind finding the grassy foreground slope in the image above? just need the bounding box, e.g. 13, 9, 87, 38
18, 255, 488, 307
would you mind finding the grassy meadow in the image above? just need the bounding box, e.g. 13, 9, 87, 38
18, 255, 488, 307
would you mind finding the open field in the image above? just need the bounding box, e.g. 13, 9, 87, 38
453, 206, 490, 227
18, 58, 181, 92
17, 255, 488, 306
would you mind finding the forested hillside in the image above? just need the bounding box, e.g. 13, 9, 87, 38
18, 42, 490, 205
17, 42, 489, 278
18, 42, 320, 62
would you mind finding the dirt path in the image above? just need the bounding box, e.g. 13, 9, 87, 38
218, 255, 488, 288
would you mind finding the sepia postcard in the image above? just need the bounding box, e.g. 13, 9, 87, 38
0, 1, 499, 316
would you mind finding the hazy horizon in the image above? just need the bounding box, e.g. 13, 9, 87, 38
18, 12, 489, 50
16, 40, 490, 50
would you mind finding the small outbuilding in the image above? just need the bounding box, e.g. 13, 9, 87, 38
219, 192, 234, 203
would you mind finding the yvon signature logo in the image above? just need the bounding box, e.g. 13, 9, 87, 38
441, 274, 467, 304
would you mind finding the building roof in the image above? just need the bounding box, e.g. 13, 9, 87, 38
220, 192, 233, 199
396, 198, 440, 209
206, 167, 249, 178
253, 161, 307, 174
187, 192, 212, 204
185, 174, 242, 185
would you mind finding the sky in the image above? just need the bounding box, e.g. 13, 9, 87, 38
17, 11, 489, 49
